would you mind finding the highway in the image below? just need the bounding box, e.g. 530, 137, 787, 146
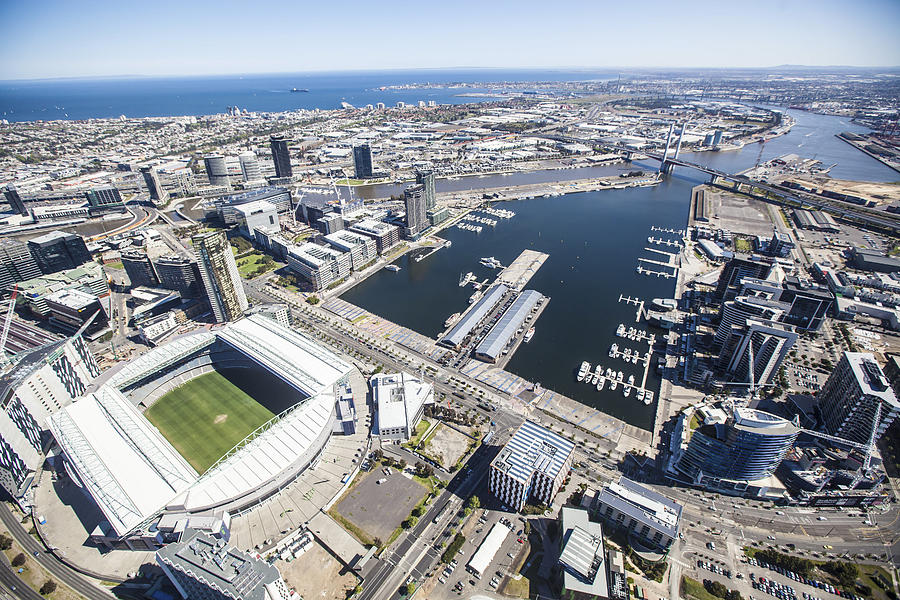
0, 505, 115, 600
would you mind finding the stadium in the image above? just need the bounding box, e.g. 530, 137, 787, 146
47, 314, 353, 549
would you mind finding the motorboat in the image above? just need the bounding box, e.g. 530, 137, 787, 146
577, 361, 590, 382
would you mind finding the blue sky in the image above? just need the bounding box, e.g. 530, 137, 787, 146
1, 0, 898, 79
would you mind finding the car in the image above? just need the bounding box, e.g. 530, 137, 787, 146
438, 577, 446, 584
507, 553, 515, 558
776, 511, 785, 515
817, 516, 827, 521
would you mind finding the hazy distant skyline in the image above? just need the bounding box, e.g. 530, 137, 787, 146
2, 0, 899, 80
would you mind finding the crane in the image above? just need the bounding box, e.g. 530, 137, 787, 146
0, 285, 19, 365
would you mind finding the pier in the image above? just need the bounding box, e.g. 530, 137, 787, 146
497, 249, 550, 291
636, 265, 677, 278
648, 236, 683, 247
616, 295, 656, 393
650, 225, 686, 236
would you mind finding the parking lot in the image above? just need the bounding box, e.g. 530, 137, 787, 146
335, 468, 427, 542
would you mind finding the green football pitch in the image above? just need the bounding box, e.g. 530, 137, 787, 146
144, 370, 275, 474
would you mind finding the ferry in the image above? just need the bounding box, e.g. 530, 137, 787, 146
444, 313, 460, 328
523, 327, 535, 343
636, 389, 645, 402
616, 323, 626, 337
596, 373, 606, 391
290, 88, 310, 93
651, 298, 678, 312
609, 343, 618, 358
577, 362, 590, 382
644, 390, 654, 405
385, 264, 401, 272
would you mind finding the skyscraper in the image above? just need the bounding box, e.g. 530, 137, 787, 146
121, 249, 159, 288
717, 319, 797, 385
416, 169, 436, 211
141, 166, 169, 204
353, 144, 373, 179
203, 154, 231, 188
27, 231, 92, 275
0, 239, 41, 289
4, 184, 28, 216
152, 255, 204, 298
817, 352, 900, 444
269, 136, 293, 179
715, 255, 773, 300
238, 151, 262, 182
192, 231, 247, 322
403, 184, 427, 239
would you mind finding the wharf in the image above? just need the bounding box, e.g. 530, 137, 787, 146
494, 298, 550, 370
497, 249, 549, 291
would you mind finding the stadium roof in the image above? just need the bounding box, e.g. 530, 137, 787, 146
105, 331, 217, 390
48, 386, 198, 536
170, 391, 334, 513
475, 290, 543, 360
440, 284, 508, 348
217, 314, 351, 396
491, 420, 575, 485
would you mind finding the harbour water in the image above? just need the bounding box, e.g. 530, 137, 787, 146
341, 108, 898, 430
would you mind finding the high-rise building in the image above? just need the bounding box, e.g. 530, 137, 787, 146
349, 219, 400, 254
27, 231, 92, 275
4, 184, 28, 216
353, 144, 373, 179
717, 319, 797, 385
192, 231, 247, 322
121, 249, 159, 288
416, 169, 436, 211
141, 166, 169, 204
324, 230, 377, 271
238, 151, 262, 182
714, 296, 787, 348
817, 352, 900, 445
203, 155, 231, 188
269, 136, 293, 179
403, 184, 427, 239
675, 405, 799, 487
85, 187, 124, 210
587, 477, 682, 549
45, 288, 108, 335
157, 530, 291, 600
285, 242, 351, 291
234, 200, 279, 238
489, 421, 575, 511
0, 239, 41, 289
715, 255, 773, 300
152, 255, 204, 298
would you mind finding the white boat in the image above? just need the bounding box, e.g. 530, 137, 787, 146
617, 371, 624, 382
632, 352, 640, 364
627, 374, 635, 387
609, 375, 618, 391
444, 313, 460, 328
596, 374, 606, 391
523, 327, 535, 343
592, 365, 603, 385
636, 389, 645, 402
577, 361, 590, 382
609, 343, 618, 358
623, 348, 632, 360
616, 324, 626, 337
385, 264, 401, 272
623, 383, 632, 397
645, 390, 654, 405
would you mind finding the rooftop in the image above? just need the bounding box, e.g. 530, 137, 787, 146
233, 199, 277, 216
441, 283, 508, 348
371, 372, 433, 434
491, 420, 575, 485
597, 477, 682, 537
475, 290, 543, 360
843, 352, 900, 408
559, 507, 607, 596
287, 242, 345, 269
45, 288, 98, 310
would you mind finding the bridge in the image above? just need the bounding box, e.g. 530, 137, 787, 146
535, 130, 900, 234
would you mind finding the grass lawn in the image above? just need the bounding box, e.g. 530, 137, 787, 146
682, 576, 720, 600
734, 238, 753, 253
105, 261, 124, 270
235, 251, 277, 278
404, 420, 431, 448
145, 370, 274, 473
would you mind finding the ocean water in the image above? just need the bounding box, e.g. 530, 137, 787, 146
0, 69, 614, 122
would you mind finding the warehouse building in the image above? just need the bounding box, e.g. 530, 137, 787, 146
474, 290, 545, 363
489, 421, 575, 511
440, 284, 508, 349
559, 506, 608, 600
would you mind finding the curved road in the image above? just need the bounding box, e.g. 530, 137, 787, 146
0, 505, 115, 600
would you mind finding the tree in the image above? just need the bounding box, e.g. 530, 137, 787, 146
398, 459, 407, 471
40, 580, 57, 596
373, 537, 383, 548
467, 495, 481, 510
405, 582, 416, 596
402, 516, 418, 529
11, 553, 26, 567
0, 534, 11, 551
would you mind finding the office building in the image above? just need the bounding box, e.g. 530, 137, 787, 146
324, 230, 377, 271
717, 319, 797, 385
675, 405, 799, 492
4, 184, 28, 216
318, 212, 344, 235
14, 263, 109, 317
269, 136, 293, 179
203, 154, 231, 188
737, 273, 834, 331
371, 372, 434, 441
192, 231, 247, 323
416, 169, 436, 211
403, 184, 428, 239
85, 187, 124, 211
285, 242, 351, 291
121, 249, 159, 288
489, 420, 575, 511
715, 296, 787, 348
247, 303, 291, 329
588, 477, 681, 549
353, 144, 374, 179
141, 166, 169, 204
234, 200, 279, 238
212, 187, 291, 224
172, 167, 197, 197
27, 231, 91, 275
558, 507, 609, 600
349, 218, 400, 254
817, 352, 900, 445
238, 151, 262, 182
428, 206, 449, 226
45, 288, 108, 335
157, 530, 290, 600
715, 255, 773, 300
0, 239, 41, 289
0, 335, 99, 506
152, 255, 204, 298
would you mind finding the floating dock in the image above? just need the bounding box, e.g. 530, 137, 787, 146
650, 225, 686, 236
648, 236, 683, 247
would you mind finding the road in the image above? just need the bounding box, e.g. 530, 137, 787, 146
0, 505, 115, 600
